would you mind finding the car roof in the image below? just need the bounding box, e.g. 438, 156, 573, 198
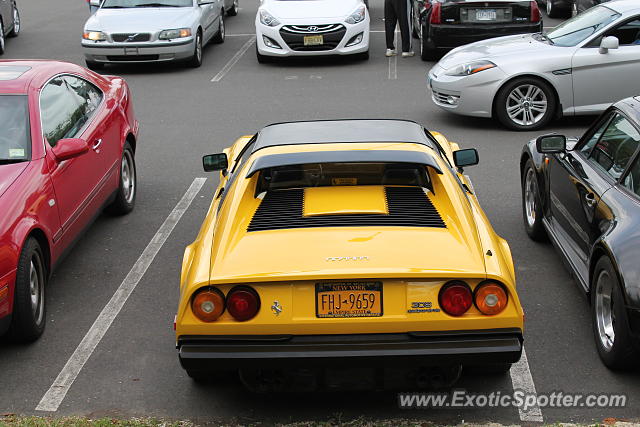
252, 119, 436, 153
605, 0, 640, 13
0, 60, 86, 94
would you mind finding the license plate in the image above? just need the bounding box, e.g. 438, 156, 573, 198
124, 47, 139, 55
304, 35, 324, 46
316, 281, 383, 318
476, 9, 497, 21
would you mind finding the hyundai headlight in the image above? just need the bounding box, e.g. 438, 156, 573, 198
83, 31, 107, 41
445, 60, 497, 76
345, 5, 366, 24
259, 10, 280, 27
158, 28, 192, 40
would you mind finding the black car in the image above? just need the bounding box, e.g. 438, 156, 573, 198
521, 96, 640, 369
541, 0, 610, 18
411, 0, 543, 61
0, 0, 19, 55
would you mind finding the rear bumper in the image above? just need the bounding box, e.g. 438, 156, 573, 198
429, 23, 542, 49
178, 328, 523, 371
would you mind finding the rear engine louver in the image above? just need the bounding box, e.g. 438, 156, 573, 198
247, 186, 446, 232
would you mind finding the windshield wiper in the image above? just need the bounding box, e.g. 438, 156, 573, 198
134, 3, 181, 7
0, 159, 27, 165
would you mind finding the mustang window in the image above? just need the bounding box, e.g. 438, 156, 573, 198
256, 162, 432, 194
0, 95, 30, 163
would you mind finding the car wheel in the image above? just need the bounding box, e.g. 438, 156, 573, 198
85, 60, 104, 71
8, 238, 47, 342
0, 19, 6, 55
495, 77, 557, 131
522, 159, 547, 241
358, 50, 369, 61
546, 0, 571, 18
419, 23, 437, 61
591, 256, 640, 370
212, 12, 225, 44
8, 5, 20, 37
106, 142, 136, 215
187, 30, 203, 68
227, 0, 238, 16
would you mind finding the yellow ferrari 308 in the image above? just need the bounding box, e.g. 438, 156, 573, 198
176, 119, 524, 390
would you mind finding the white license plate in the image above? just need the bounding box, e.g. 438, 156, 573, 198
476, 9, 497, 21
124, 47, 139, 55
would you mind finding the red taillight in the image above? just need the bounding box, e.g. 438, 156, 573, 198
430, 2, 442, 24
226, 286, 260, 322
530, 0, 541, 23
439, 281, 473, 316
191, 288, 225, 322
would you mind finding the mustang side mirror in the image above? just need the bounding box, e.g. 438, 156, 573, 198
599, 36, 619, 54
51, 138, 89, 162
536, 134, 566, 153
203, 153, 228, 172
453, 149, 479, 170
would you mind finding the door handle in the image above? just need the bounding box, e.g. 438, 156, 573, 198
92, 138, 103, 150
584, 192, 597, 208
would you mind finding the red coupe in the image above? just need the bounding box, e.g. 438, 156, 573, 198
0, 60, 139, 342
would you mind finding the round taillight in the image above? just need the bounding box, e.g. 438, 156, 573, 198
474, 281, 508, 315
192, 288, 225, 322
439, 281, 473, 316
226, 286, 260, 322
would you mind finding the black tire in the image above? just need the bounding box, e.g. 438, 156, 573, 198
494, 77, 557, 131
7, 5, 20, 37
226, 0, 238, 16
212, 13, 225, 44
187, 31, 203, 68
85, 60, 104, 71
419, 23, 437, 61
357, 50, 369, 60
521, 159, 547, 241
591, 256, 640, 370
546, 0, 571, 19
0, 19, 6, 55
8, 238, 47, 343
106, 142, 136, 215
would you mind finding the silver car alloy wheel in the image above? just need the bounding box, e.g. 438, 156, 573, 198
196, 33, 202, 62
506, 84, 548, 127
524, 168, 538, 228
595, 269, 616, 351
13, 7, 19, 34
219, 14, 225, 39
121, 149, 136, 204
29, 253, 45, 326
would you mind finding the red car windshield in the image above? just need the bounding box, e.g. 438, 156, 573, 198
0, 95, 30, 163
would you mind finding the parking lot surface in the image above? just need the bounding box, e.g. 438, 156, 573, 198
1, 0, 639, 425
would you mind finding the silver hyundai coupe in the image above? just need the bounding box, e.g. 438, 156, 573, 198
428, 0, 640, 131
82, 0, 239, 69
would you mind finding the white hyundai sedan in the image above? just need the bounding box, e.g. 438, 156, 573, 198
255, 0, 370, 62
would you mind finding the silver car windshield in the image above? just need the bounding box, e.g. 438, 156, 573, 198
0, 95, 30, 164
101, 0, 192, 8
546, 6, 620, 47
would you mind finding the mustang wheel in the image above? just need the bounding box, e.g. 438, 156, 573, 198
522, 159, 547, 241
106, 142, 136, 215
227, 0, 238, 16
8, 238, 47, 342
213, 12, 225, 44
188, 31, 203, 68
591, 257, 639, 370
8, 6, 20, 37
495, 77, 556, 131
0, 19, 5, 55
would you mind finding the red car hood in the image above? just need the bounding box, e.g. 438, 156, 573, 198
0, 162, 29, 199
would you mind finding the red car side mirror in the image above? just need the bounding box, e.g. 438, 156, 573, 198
51, 138, 90, 162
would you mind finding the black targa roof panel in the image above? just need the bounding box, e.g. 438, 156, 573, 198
252, 120, 436, 152
245, 150, 443, 178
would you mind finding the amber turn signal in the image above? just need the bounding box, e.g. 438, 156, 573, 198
474, 281, 508, 315
191, 288, 225, 322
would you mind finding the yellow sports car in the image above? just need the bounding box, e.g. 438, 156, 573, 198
176, 119, 524, 390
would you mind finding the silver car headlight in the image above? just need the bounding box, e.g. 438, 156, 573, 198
345, 5, 366, 24
158, 28, 192, 40
445, 60, 497, 76
83, 30, 107, 41
259, 10, 280, 27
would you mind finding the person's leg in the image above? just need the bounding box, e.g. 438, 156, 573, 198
384, 0, 398, 50
397, 0, 412, 53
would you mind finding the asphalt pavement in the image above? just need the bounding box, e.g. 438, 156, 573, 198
2, 0, 639, 425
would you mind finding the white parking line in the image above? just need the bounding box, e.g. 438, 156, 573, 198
35, 177, 207, 412
211, 36, 256, 82
509, 346, 544, 422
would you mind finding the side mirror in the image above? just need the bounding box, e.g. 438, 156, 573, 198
203, 153, 228, 172
89, 0, 101, 6
536, 134, 567, 153
453, 148, 479, 169
51, 138, 89, 162
599, 36, 619, 54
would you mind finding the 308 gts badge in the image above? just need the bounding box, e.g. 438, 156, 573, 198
408, 301, 441, 314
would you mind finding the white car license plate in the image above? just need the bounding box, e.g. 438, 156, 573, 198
476, 9, 497, 21
304, 35, 324, 46
124, 47, 139, 55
